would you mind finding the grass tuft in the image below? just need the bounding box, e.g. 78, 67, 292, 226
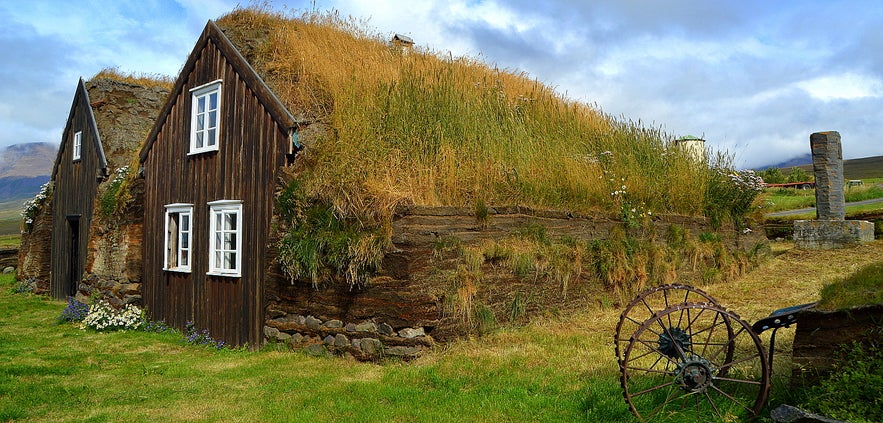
817, 261, 883, 310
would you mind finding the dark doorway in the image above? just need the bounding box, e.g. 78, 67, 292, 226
67, 216, 80, 297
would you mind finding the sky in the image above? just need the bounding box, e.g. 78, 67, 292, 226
1, 0, 882, 169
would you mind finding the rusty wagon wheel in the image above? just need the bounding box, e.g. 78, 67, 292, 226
615, 284, 721, 366
620, 302, 770, 421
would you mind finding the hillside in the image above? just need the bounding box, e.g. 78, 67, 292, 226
0, 142, 55, 202
0, 142, 55, 179
797, 155, 883, 180
0, 142, 55, 234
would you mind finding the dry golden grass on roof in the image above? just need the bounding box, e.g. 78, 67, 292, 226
215, 6, 708, 222
90, 67, 174, 90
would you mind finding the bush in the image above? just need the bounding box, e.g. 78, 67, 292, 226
184, 321, 227, 349
21, 182, 51, 233
58, 297, 89, 322
11, 278, 37, 294
98, 166, 130, 217
801, 341, 883, 423
704, 167, 764, 229
81, 300, 144, 331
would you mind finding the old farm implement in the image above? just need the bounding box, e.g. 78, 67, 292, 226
614, 284, 815, 421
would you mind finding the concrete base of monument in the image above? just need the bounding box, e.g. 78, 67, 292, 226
793, 219, 875, 249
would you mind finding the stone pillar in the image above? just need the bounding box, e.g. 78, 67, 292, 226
794, 131, 874, 249
810, 131, 845, 220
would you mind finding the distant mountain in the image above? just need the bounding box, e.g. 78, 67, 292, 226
0, 142, 56, 204
760, 153, 812, 170
793, 155, 883, 180
0, 142, 56, 178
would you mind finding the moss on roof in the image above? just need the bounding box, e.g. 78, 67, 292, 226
86, 69, 171, 171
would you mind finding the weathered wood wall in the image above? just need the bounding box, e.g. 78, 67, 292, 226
141, 37, 289, 347
50, 83, 102, 299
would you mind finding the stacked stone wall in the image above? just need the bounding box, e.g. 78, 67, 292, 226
17, 195, 53, 294
79, 178, 144, 306
266, 206, 767, 360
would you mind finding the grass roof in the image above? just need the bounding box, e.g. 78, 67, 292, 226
86, 68, 172, 172
214, 6, 708, 224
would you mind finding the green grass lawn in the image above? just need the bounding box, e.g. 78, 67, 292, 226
0, 234, 20, 249
4, 239, 883, 422
762, 178, 883, 214
0, 273, 631, 422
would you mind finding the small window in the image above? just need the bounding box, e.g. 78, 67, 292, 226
164, 204, 193, 272
189, 80, 222, 155
73, 131, 82, 161
208, 200, 242, 277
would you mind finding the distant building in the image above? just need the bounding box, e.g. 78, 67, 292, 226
674, 135, 706, 162
392, 33, 414, 48
391, 33, 414, 55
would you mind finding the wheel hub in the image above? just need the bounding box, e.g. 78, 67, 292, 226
658, 327, 691, 358
676, 357, 715, 393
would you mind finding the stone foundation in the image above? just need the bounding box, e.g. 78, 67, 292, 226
793, 219, 874, 249
265, 312, 432, 360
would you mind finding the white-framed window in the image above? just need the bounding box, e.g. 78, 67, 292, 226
164, 204, 193, 272
73, 131, 82, 161
189, 80, 222, 155
208, 200, 242, 277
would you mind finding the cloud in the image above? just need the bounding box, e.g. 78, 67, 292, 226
2, 0, 882, 169
796, 73, 883, 101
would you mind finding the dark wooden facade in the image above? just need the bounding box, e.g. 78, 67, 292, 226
139, 21, 297, 346
50, 79, 108, 299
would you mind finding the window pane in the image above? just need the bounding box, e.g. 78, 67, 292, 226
207, 129, 216, 146
208, 110, 217, 128
215, 232, 222, 250
225, 213, 236, 230
181, 251, 189, 266
196, 132, 204, 148
198, 96, 205, 113
225, 252, 235, 269
215, 251, 222, 268
209, 92, 218, 110
181, 215, 189, 231
215, 212, 222, 230
224, 233, 235, 250
181, 233, 189, 249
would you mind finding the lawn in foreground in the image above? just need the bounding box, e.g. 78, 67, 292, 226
0, 273, 630, 422
3, 240, 882, 422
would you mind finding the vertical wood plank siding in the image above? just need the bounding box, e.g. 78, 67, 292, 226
50, 88, 100, 299
142, 38, 288, 347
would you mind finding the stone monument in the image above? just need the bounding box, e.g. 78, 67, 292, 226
793, 131, 874, 249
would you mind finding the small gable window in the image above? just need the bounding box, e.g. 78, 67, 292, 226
73, 131, 82, 161
164, 204, 193, 272
189, 80, 222, 155
208, 200, 242, 277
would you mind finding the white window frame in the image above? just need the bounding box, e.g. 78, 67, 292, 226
164, 203, 193, 273
207, 200, 242, 277
189, 80, 222, 155
73, 131, 82, 161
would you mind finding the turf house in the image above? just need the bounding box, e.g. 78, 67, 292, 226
18, 73, 169, 301
129, 7, 767, 358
